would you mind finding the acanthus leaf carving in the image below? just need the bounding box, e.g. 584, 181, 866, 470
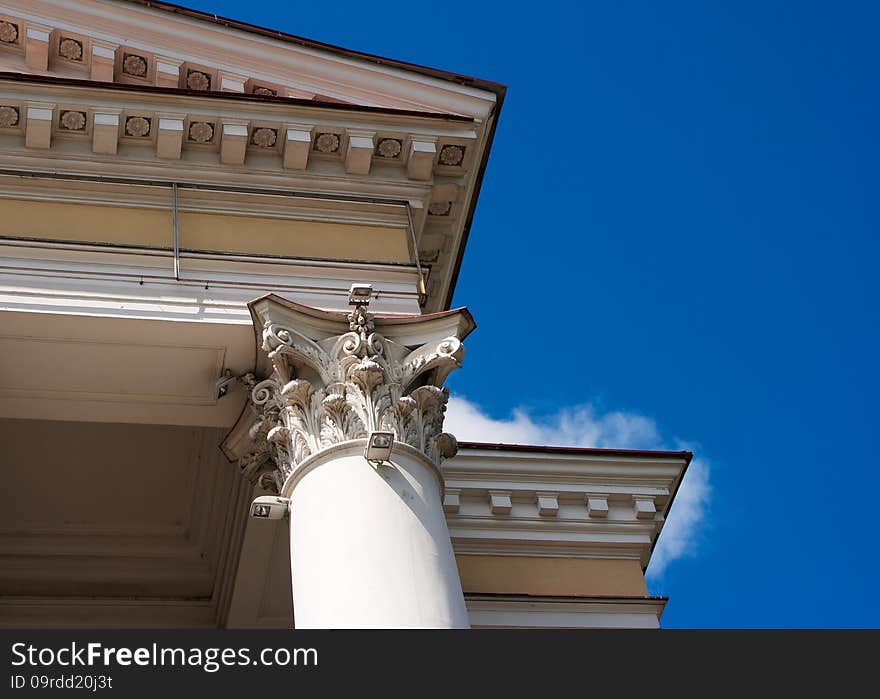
243, 296, 468, 490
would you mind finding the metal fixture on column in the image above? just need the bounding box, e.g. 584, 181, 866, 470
229, 292, 473, 627
364, 431, 395, 465
347, 283, 373, 306
405, 203, 428, 307
171, 181, 180, 281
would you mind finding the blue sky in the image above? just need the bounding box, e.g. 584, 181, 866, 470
191, 0, 879, 627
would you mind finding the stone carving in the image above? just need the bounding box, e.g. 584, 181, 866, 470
186, 69, 211, 91
188, 121, 214, 143
314, 132, 340, 153
240, 298, 464, 493
438, 144, 465, 166
252, 85, 277, 96
419, 248, 440, 264
376, 138, 402, 158
122, 53, 148, 77
59, 110, 86, 131
0, 106, 19, 128
58, 37, 83, 61
0, 21, 18, 44
428, 201, 452, 216
124, 116, 151, 137
251, 127, 277, 148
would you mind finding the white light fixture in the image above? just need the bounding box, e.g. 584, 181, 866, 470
364, 431, 394, 464
215, 369, 235, 398
250, 495, 290, 520
348, 283, 373, 306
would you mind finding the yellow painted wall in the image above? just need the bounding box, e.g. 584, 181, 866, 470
456, 555, 649, 597
178, 211, 410, 262
0, 198, 411, 263
0, 198, 171, 248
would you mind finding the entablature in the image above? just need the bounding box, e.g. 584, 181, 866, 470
0, 238, 425, 322
0, 76, 478, 177
0, 75, 480, 310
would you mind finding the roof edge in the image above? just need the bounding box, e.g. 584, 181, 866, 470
121, 1, 508, 313
465, 593, 669, 602
458, 441, 694, 462
123, 0, 507, 97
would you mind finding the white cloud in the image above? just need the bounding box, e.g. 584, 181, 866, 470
646, 445, 710, 577
444, 395, 711, 579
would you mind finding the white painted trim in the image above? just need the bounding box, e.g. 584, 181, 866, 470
156, 60, 181, 76
158, 117, 183, 131
220, 76, 245, 92
25, 106, 52, 120
93, 112, 119, 126
285, 128, 311, 143
443, 446, 688, 565
0, 246, 424, 321
25, 27, 49, 42
222, 122, 247, 137
91, 44, 114, 60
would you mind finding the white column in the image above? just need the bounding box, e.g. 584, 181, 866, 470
286, 441, 468, 628
233, 292, 474, 628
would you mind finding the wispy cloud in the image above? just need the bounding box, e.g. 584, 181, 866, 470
444, 395, 711, 578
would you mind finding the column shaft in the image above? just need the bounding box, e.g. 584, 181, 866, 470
287, 442, 468, 628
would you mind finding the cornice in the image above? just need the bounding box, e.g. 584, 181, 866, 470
0, 0, 502, 312
0, 75, 479, 311
459, 441, 694, 463
118, 0, 506, 98
441, 445, 688, 566
0, 0, 501, 114
0, 71, 476, 122
445, 447, 688, 489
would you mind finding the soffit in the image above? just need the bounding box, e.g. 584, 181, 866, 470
0, 419, 247, 614
0, 308, 255, 426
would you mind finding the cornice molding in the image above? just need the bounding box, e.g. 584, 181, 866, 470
0, 76, 477, 311
441, 445, 689, 565
0, 0, 500, 115
0, 239, 425, 322
0, 0, 504, 312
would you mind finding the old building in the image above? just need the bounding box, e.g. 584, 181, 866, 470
0, 0, 690, 628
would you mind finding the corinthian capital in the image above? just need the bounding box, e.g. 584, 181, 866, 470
223, 293, 475, 493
